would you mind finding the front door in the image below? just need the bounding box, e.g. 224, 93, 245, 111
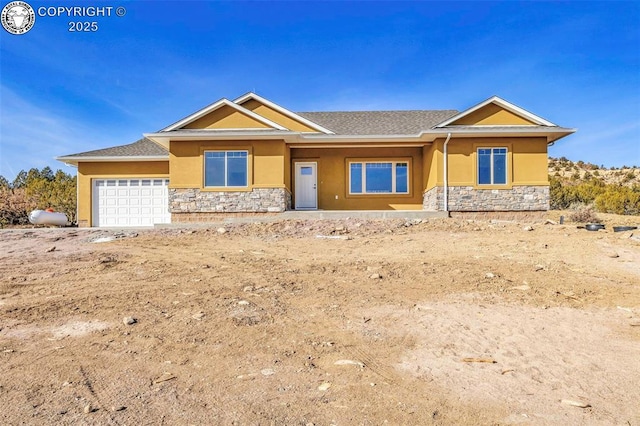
294, 162, 317, 209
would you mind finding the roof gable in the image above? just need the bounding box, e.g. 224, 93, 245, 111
161, 99, 286, 131
436, 96, 557, 127
234, 93, 334, 134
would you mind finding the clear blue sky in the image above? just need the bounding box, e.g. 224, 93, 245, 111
1, 1, 639, 179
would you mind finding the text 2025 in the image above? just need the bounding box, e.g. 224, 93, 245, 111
68, 21, 98, 32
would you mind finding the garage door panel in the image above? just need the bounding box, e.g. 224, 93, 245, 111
93, 178, 170, 227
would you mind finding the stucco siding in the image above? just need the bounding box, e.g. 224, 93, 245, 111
291, 146, 424, 210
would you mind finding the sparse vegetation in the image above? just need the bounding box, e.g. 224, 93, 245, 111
568, 204, 601, 223
549, 158, 640, 216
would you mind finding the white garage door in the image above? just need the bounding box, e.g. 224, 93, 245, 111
93, 178, 171, 227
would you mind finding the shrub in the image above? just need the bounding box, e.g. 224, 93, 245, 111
568, 204, 601, 223
549, 176, 606, 210
0, 187, 30, 227
594, 186, 640, 215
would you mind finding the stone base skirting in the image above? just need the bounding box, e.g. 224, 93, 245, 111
169, 188, 291, 214
423, 185, 549, 211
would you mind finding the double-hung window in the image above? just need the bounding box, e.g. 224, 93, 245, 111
204, 151, 248, 187
349, 161, 409, 194
477, 148, 507, 185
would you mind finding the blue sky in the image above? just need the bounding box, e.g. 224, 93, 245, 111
1, 1, 639, 179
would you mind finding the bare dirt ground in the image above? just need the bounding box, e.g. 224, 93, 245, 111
1, 214, 639, 425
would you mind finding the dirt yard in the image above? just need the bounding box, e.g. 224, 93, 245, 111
1, 215, 639, 425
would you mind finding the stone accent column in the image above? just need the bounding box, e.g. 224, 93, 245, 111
422, 187, 443, 211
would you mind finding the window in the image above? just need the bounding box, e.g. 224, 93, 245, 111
204, 151, 248, 187
349, 161, 409, 194
478, 148, 507, 185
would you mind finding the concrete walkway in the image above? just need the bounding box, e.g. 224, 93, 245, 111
281, 210, 448, 220
1, 211, 449, 232
157, 210, 449, 227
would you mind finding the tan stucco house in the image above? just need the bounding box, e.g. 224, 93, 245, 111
57, 93, 575, 227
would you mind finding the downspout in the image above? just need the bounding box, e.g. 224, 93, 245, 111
443, 132, 452, 213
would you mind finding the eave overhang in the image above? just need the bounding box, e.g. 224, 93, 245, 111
145, 126, 576, 146
55, 155, 169, 167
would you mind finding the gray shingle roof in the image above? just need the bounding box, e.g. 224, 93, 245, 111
60, 110, 461, 159
298, 110, 459, 135
60, 137, 168, 158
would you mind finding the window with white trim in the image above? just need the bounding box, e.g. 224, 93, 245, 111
349, 161, 409, 194
204, 151, 248, 187
477, 148, 507, 185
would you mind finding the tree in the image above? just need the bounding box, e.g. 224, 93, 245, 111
0, 168, 77, 227
12, 170, 27, 188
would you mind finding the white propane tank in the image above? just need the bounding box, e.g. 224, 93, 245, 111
29, 210, 68, 226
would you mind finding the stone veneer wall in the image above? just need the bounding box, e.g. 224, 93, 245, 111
169, 188, 291, 214
422, 186, 444, 211
422, 186, 549, 211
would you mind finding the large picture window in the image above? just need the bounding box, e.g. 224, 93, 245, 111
349, 161, 409, 194
204, 151, 248, 187
477, 148, 507, 185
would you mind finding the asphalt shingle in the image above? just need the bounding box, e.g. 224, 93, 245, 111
60, 138, 168, 158
298, 110, 459, 135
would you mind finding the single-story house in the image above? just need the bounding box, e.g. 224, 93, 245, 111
57, 93, 575, 227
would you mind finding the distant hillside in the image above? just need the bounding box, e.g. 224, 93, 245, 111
548, 157, 640, 215
549, 157, 640, 187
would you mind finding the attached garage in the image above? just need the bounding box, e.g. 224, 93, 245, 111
92, 178, 170, 227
